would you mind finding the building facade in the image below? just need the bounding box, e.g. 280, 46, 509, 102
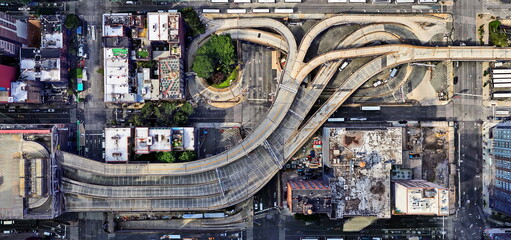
490, 124, 511, 216
0, 12, 27, 56
0, 64, 16, 103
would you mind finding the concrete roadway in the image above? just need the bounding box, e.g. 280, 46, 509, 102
187, 28, 287, 105
450, 0, 487, 239
60, 44, 511, 211
240, 42, 276, 129
59, 16, 511, 213
66, 17, 299, 177
68, 0, 110, 161
330, 106, 448, 121
110, 0, 444, 15
286, 44, 511, 159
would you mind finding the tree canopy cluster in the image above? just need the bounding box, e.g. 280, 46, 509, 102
192, 34, 237, 84
129, 102, 194, 126
64, 14, 82, 30
156, 151, 197, 163
179, 7, 205, 37
489, 20, 510, 47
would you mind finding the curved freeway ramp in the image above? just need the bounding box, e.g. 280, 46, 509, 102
61, 15, 511, 212
62, 45, 511, 212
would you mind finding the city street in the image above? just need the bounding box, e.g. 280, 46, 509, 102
0, 107, 75, 124
240, 42, 277, 129
0, 1, 506, 239
449, 0, 488, 238
109, 1, 445, 15
330, 105, 448, 121
68, 0, 110, 160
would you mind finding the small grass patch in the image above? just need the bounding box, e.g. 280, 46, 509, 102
489, 20, 510, 47
211, 68, 238, 89
136, 49, 149, 58
76, 68, 83, 78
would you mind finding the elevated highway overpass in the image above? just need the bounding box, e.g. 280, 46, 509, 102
60, 15, 509, 212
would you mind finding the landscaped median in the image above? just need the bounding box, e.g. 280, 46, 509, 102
192, 34, 238, 89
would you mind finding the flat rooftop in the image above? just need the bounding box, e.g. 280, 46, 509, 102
159, 58, 183, 100
104, 48, 140, 102
0, 134, 24, 219
134, 127, 172, 154
105, 128, 131, 162
102, 13, 131, 37
324, 127, 403, 219
147, 12, 180, 42
171, 127, 194, 151
394, 180, 449, 216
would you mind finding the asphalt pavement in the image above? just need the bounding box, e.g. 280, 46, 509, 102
330, 105, 448, 121
240, 42, 277, 129
68, 0, 110, 160
449, 0, 488, 239
110, 0, 445, 15
0, 107, 74, 124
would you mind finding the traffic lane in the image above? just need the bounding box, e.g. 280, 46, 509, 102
84, 134, 104, 161
0, 112, 71, 123
456, 122, 485, 239
330, 106, 447, 121
189, 106, 235, 123
455, 62, 478, 95
108, 2, 444, 14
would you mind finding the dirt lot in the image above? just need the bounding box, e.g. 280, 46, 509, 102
421, 127, 450, 187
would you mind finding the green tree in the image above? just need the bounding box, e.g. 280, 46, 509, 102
192, 54, 214, 78
154, 106, 163, 120
64, 14, 82, 29
180, 102, 194, 115
141, 102, 154, 118
156, 152, 176, 163
193, 34, 237, 79
96, 68, 104, 74
179, 7, 205, 37
130, 115, 143, 126
489, 20, 510, 47
179, 151, 197, 162
162, 102, 177, 116
173, 111, 189, 125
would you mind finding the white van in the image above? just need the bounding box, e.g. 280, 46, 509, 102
338, 59, 352, 71
390, 68, 398, 78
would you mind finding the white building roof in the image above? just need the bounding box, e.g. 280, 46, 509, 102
149, 128, 172, 152
10, 82, 28, 102
104, 128, 131, 162
20, 59, 35, 70
147, 12, 179, 41
394, 180, 449, 216
183, 127, 195, 151
134, 127, 172, 153
134, 127, 150, 154
104, 48, 139, 102
41, 32, 63, 48
148, 13, 167, 41
15, 19, 27, 39
104, 25, 124, 37
102, 13, 131, 37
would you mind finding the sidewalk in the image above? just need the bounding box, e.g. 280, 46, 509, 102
188, 74, 246, 109
482, 120, 497, 215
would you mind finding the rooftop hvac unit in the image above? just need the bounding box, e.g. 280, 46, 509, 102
147, 136, 153, 145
